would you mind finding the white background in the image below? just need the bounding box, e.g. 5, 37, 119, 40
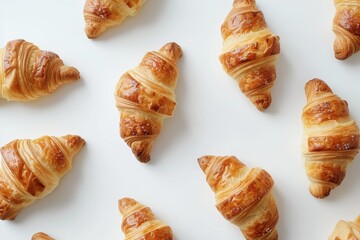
1, 0, 360, 239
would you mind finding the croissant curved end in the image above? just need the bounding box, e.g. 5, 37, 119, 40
304, 78, 333, 102
61, 135, 86, 156
233, 0, 256, 7
250, 93, 272, 111
84, 22, 106, 39
334, 44, 350, 60
59, 66, 80, 83
118, 197, 137, 216
198, 155, 240, 174
309, 182, 331, 199
159, 42, 183, 62
32, 232, 54, 240
197, 155, 214, 174
130, 140, 152, 163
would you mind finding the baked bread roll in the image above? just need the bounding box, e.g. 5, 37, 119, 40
0, 135, 85, 220
118, 197, 173, 240
32, 232, 54, 240
302, 79, 360, 198
198, 155, 279, 240
219, 0, 280, 111
114, 42, 182, 163
0, 39, 80, 101
333, 0, 360, 60
83, 0, 146, 38
329, 216, 360, 240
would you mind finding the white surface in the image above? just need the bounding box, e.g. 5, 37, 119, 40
1, 0, 360, 239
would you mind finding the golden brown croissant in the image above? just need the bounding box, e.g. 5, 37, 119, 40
329, 216, 360, 240
118, 197, 173, 240
114, 42, 182, 163
0, 135, 85, 220
83, 0, 146, 38
32, 232, 54, 240
333, 0, 360, 60
302, 79, 360, 199
198, 155, 279, 240
219, 0, 280, 111
0, 39, 80, 101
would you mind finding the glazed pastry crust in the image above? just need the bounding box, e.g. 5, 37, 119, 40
0, 39, 80, 101
219, 0, 280, 111
32, 232, 54, 240
329, 216, 360, 240
333, 0, 360, 60
302, 79, 360, 198
0, 135, 85, 220
115, 42, 182, 162
83, 0, 145, 38
118, 198, 173, 240
198, 155, 279, 240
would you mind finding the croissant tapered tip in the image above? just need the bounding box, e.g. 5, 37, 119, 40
198, 155, 214, 173
249, 93, 272, 111
305, 78, 333, 102
130, 140, 152, 163
159, 42, 183, 62
333, 36, 353, 60
233, 0, 256, 7
84, 22, 106, 39
334, 45, 349, 60
59, 66, 80, 82
61, 135, 86, 155
309, 183, 332, 199
118, 197, 138, 216
32, 232, 54, 240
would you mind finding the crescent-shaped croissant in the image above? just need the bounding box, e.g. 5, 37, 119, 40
83, 0, 146, 38
198, 155, 279, 240
32, 232, 54, 240
118, 197, 173, 240
333, 0, 360, 60
114, 42, 182, 163
0, 135, 85, 220
329, 216, 360, 240
0, 39, 80, 101
302, 79, 360, 199
219, 0, 280, 111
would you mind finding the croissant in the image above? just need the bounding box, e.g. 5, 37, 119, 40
32, 232, 54, 240
118, 197, 173, 240
0, 39, 80, 101
83, 0, 146, 38
302, 79, 360, 198
0, 135, 85, 220
333, 0, 360, 60
329, 216, 360, 240
198, 155, 279, 240
114, 42, 182, 163
219, 0, 280, 111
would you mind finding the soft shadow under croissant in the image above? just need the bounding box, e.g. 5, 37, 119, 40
114, 42, 182, 163
118, 197, 173, 240
0, 39, 80, 101
198, 155, 279, 240
333, 0, 360, 60
219, 0, 280, 111
83, 0, 146, 38
301, 78, 360, 198
0, 135, 85, 220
